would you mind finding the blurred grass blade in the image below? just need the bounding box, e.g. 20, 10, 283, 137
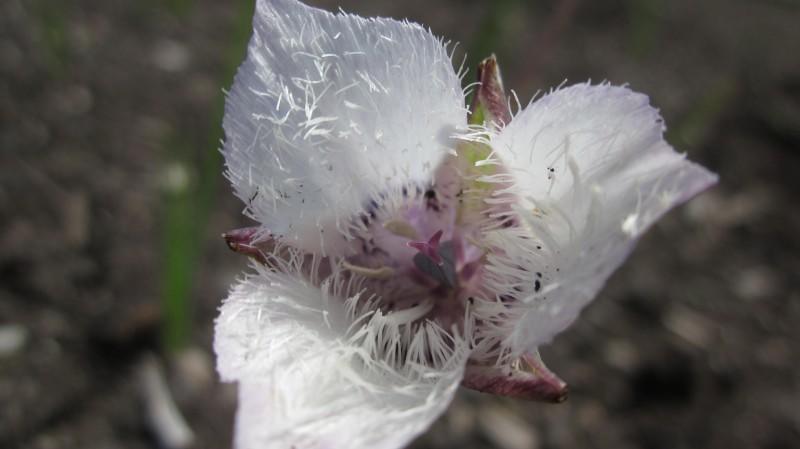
160, 0, 254, 352
670, 77, 738, 149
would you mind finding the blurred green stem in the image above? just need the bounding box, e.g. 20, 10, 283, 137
627, 0, 664, 60
32, 0, 69, 74
162, 166, 195, 351
160, 0, 254, 352
670, 78, 738, 149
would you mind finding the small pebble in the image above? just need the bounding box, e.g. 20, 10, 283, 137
162, 162, 190, 193
604, 339, 639, 372
51, 85, 94, 118
480, 404, 539, 449
685, 190, 768, 227
152, 39, 190, 72
663, 305, 714, 348
172, 346, 214, 395
139, 355, 194, 449
445, 399, 476, 437
735, 266, 778, 301
0, 324, 28, 358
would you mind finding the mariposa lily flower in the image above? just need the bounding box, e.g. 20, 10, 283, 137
214, 0, 717, 448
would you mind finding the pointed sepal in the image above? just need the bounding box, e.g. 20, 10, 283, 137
222, 227, 270, 264
469, 55, 511, 127
461, 351, 568, 403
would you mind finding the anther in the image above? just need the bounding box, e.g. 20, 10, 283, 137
383, 219, 419, 240
341, 261, 396, 279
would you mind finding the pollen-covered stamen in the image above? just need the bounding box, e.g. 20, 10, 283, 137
341, 260, 396, 279
383, 219, 419, 240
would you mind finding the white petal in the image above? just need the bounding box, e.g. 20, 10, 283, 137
223, 0, 466, 254
215, 266, 468, 449
486, 83, 717, 352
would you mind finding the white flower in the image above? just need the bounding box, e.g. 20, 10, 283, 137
215, 1, 718, 448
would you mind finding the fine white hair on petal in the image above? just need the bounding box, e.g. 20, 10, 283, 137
223, 0, 466, 255
484, 83, 717, 355
214, 261, 469, 449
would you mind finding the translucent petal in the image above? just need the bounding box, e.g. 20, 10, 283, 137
223, 0, 466, 254
214, 266, 468, 449
487, 83, 717, 352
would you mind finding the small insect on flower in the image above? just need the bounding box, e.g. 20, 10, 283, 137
214, 1, 717, 448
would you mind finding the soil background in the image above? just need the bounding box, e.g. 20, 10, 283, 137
2, 0, 799, 448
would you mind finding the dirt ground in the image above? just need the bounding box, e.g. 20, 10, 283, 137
1, 0, 799, 448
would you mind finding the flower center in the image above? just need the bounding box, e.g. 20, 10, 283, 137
336, 133, 516, 337
342, 185, 491, 332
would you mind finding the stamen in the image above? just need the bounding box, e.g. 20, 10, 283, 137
341, 261, 396, 279
383, 219, 419, 240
